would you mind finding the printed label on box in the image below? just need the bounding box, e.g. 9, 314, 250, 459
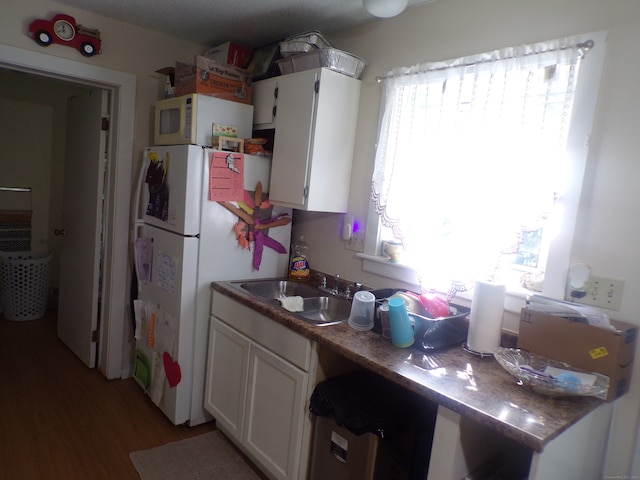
589, 346, 609, 359
330, 430, 348, 464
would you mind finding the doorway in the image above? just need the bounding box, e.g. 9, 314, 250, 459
0, 68, 94, 307
0, 43, 136, 379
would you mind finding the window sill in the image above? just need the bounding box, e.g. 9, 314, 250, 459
358, 253, 533, 316
357, 252, 421, 286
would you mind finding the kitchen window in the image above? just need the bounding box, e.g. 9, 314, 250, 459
362, 32, 607, 300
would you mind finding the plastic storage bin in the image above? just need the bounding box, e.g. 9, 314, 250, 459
0, 251, 51, 321
309, 371, 436, 480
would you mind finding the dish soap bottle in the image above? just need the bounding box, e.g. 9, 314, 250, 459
289, 236, 310, 282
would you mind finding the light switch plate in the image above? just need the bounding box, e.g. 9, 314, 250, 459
345, 230, 365, 252
573, 275, 624, 311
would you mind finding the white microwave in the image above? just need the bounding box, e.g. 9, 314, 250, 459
154, 93, 254, 146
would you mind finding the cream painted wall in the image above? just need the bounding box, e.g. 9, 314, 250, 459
1, 0, 206, 370
293, 0, 640, 476
1, 0, 204, 164
0, 72, 89, 287
0, 97, 52, 253
2, 0, 638, 476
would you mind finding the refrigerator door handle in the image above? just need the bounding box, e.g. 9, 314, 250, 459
133, 151, 149, 225
133, 223, 147, 294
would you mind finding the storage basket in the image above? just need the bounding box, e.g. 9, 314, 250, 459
0, 251, 51, 321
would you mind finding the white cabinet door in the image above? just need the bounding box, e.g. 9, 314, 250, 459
244, 342, 308, 480
253, 77, 278, 128
204, 317, 250, 442
268, 68, 361, 212
206, 292, 316, 480
269, 70, 317, 209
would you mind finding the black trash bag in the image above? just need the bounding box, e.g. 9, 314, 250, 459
309, 371, 423, 440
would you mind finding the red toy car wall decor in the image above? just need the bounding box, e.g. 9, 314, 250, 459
28, 14, 102, 57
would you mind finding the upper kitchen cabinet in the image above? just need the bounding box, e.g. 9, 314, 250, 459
252, 77, 278, 129
253, 68, 361, 212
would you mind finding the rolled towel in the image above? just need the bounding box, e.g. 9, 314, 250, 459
278, 296, 304, 312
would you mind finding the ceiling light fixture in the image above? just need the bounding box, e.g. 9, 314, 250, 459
363, 0, 409, 18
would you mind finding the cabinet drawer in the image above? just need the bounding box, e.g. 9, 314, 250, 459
212, 291, 313, 371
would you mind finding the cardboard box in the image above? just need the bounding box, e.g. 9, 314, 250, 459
517, 309, 637, 401
203, 41, 253, 69
174, 56, 252, 104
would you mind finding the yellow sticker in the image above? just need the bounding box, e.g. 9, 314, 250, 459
590, 347, 608, 359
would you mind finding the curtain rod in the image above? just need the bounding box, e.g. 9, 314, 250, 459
376, 39, 594, 83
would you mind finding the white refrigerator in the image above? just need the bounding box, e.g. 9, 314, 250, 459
133, 144, 292, 425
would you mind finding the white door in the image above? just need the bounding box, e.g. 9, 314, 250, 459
252, 77, 278, 128
136, 222, 199, 425
139, 145, 203, 236
57, 90, 108, 368
204, 317, 250, 440
269, 70, 317, 209
244, 342, 308, 480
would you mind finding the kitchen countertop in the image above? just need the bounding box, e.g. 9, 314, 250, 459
211, 280, 604, 453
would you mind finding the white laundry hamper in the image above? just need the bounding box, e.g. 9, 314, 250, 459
0, 251, 51, 321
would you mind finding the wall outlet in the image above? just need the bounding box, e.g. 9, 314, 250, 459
346, 230, 365, 252
573, 275, 624, 311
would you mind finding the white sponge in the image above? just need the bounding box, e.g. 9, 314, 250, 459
278, 296, 304, 312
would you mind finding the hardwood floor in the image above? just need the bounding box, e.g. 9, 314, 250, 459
0, 309, 222, 479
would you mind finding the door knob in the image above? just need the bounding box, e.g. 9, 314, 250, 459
54, 228, 65, 236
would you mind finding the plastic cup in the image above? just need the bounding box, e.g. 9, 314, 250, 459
348, 290, 376, 331
388, 297, 415, 348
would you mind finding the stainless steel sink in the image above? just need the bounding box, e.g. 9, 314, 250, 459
239, 280, 320, 299
235, 279, 350, 326
297, 297, 351, 325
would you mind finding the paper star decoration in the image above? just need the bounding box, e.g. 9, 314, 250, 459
218, 181, 291, 270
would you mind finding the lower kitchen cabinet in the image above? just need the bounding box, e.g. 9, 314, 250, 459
205, 291, 318, 480
205, 318, 249, 441
244, 342, 309, 478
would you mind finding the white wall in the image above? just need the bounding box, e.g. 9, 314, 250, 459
2, 0, 638, 476
0, 0, 204, 159
0, 0, 206, 376
0, 97, 52, 253
0, 72, 90, 286
294, 0, 639, 476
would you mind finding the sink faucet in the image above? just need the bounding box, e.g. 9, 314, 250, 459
318, 274, 362, 300
318, 273, 342, 296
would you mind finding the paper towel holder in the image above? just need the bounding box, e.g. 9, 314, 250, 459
462, 342, 496, 358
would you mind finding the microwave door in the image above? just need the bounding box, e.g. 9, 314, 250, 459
154, 94, 196, 145
158, 106, 181, 139
140, 145, 203, 236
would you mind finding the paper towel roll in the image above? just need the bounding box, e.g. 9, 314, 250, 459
467, 280, 506, 354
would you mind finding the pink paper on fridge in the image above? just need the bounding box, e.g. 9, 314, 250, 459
209, 151, 245, 201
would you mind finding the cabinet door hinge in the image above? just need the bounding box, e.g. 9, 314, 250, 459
101, 117, 110, 131
273, 105, 277, 118
91, 329, 100, 342
314, 80, 320, 94
274, 86, 279, 99
303, 185, 309, 199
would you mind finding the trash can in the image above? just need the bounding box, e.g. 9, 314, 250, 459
0, 251, 51, 321
309, 371, 437, 480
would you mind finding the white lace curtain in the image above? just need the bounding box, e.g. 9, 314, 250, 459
371, 36, 590, 292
